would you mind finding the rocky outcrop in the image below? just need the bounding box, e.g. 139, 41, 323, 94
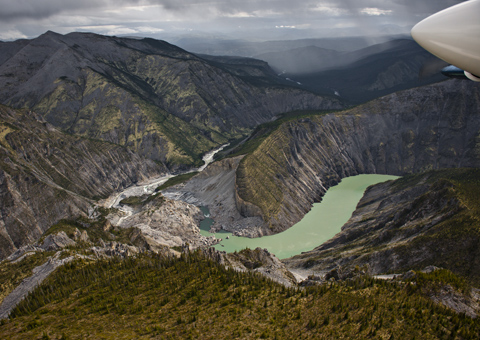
109, 194, 219, 249
204, 247, 297, 287
0, 105, 165, 260
236, 79, 480, 234
39, 231, 76, 251
283, 168, 480, 284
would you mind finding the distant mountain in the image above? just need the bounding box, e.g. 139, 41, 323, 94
286, 39, 448, 103
255, 38, 427, 75
171, 35, 397, 57
256, 45, 347, 74
0, 31, 342, 169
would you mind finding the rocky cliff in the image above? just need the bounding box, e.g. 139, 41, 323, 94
283, 168, 480, 284
0, 31, 343, 168
0, 104, 164, 259
235, 79, 480, 234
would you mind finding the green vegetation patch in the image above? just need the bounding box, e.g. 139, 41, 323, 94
1, 252, 480, 339
119, 195, 149, 206
155, 172, 199, 192
412, 269, 472, 296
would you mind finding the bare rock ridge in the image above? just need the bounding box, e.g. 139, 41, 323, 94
235, 79, 480, 234
0, 31, 343, 168
203, 247, 297, 287
109, 193, 219, 249
0, 104, 164, 260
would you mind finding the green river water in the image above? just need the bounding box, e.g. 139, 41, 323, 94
199, 174, 398, 259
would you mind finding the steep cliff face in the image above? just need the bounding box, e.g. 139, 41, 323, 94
236, 80, 480, 233
0, 105, 164, 259
283, 169, 480, 284
0, 31, 342, 168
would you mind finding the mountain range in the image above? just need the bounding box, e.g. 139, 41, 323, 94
0, 31, 342, 169
1, 31, 480, 338
261, 39, 448, 103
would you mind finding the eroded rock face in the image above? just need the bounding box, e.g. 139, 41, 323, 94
0, 105, 165, 260
236, 79, 480, 234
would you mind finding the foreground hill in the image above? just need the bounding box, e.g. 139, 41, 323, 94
0, 31, 342, 168
1, 249, 479, 339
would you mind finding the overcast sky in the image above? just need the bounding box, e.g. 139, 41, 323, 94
0, 0, 467, 41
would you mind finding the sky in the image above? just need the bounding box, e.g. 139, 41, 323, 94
0, 0, 467, 41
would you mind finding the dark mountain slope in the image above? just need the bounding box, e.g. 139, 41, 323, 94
0, 104, 164, 259
234, 79, 480, 235
0, 31, 342, 168
286, 39, 447, 103
0, 39, 30, 65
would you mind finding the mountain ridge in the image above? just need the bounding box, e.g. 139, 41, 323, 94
0, 31, 343, 168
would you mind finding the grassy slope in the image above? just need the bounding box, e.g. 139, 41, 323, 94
1, 252, 479, 339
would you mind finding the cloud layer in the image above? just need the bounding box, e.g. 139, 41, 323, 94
0, 0, 466, 40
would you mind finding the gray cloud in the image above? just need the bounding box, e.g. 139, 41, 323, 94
0, 0, 469, 40
0, 0, 101, 21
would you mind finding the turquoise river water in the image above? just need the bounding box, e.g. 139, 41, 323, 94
199, 174, 398, 259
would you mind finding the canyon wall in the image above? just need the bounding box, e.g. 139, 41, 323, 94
236, 80, 480, 233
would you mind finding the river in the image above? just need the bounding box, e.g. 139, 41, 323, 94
200, 174, 399, 259
102, 144, 229, 212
